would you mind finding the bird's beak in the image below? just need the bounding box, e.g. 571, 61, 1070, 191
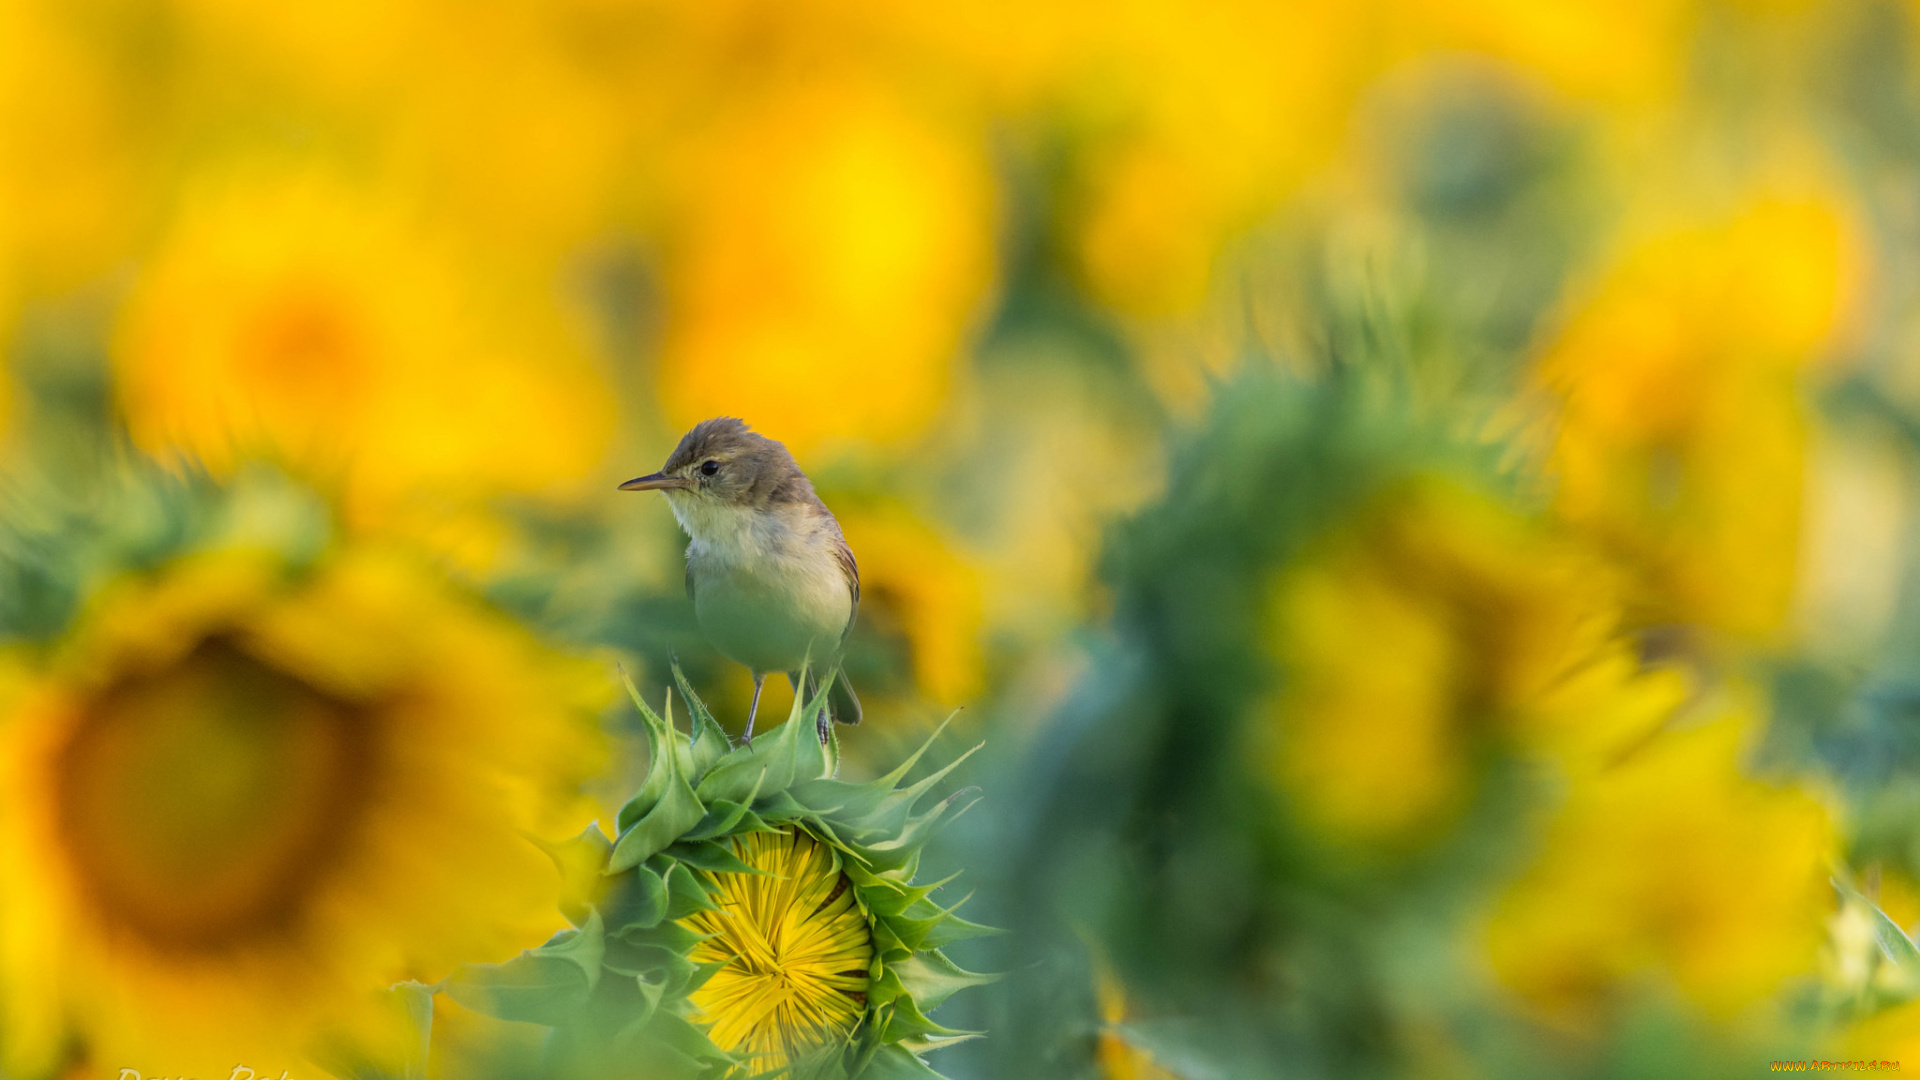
618, 472, 691, 491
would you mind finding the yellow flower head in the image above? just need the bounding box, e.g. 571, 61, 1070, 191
0, 345, 11, 451
656, 77, 995, 457
836, 500, 985, 707
683, 829, 874, 1073
1487, 709, 1834, 1024
1402, 0, 1694, 106
1059, 0, 1375, 316
0, 546, 606, 1077
171, 0, 420, 99
1261, 478, 1673, 851
1539, 189, 1866, 640
113, 168, 614, 518
0, 0, 141, 294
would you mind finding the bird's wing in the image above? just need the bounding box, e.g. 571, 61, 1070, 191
834, 535, 860, 639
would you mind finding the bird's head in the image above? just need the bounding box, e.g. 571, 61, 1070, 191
619, 417, 812, 517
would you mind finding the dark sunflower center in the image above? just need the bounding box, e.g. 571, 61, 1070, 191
54, 637, 377, 952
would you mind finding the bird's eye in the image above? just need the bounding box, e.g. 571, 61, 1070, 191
700, 459, 720, 476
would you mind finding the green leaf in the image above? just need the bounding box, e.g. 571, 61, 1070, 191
661, 683, 699, 781
750, 789, 811, 825
871, 921, 909, 964
641, 1010, 739, 1070
697, 661, 842, 807
877, 994, 975, 1045
880, 892, 999, 953
443, 912, 605, 1026
696, 710, 808, 804
891, 950, 997, 1010
840, 743, 983, 843
798, 812, 864, 862
790, 663, 837, 783
682, 957, 729, 998
610, 671, 708, 872
615, 667, 696, 832
620, 916, 708, 954
673, 659, 733, 780
1837, 877, 1920, 972
858, 1044, 949, 1078
680, 769, 768, 843
668, 838, 762, 875
531, 822, 613, 929
611, 768, 705, 873
603, 863, 669, 935
915, 910, 1000, 952
665, 860, 721, 919
605, 938, 714, 1001
861, 789, 981, 874
897, 1033, 982, 1056
629, 968, 669, 1024
790, 713, 959, 821
848, 871, 950, 918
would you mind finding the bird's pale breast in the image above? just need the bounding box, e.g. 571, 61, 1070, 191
682, 500, 853, 675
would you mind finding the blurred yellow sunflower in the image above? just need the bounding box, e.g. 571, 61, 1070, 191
0, 0, 142, 294
656, 76, 996, 457
1262, 479, 1678, 851
682, 828, 873, 1074
0, 546, 606, 1078
1843, 991, 1920, 1067
837, 500, 985, 707
1065, 0, 1376, 317
113, 167, 615, 527
391, 27, 624, 268
169, 0, 421, 100
1400, 0, 1694, 106
1538, 188, 1865, 641
0, 338, 12, 450
1487, 709, 1834, 1024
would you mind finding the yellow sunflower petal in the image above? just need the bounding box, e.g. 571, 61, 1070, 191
683, 829, 874, 1074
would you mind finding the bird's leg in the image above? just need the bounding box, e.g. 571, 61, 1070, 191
744, 672, 766, 746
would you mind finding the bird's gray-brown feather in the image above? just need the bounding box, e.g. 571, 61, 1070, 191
833, 536, 859, 636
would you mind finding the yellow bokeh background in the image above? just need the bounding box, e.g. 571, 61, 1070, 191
3, 0, 1920, 1075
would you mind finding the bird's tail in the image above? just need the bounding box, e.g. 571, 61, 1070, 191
829, 667, 862, 726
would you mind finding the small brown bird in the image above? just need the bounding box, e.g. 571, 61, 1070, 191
620, 417, 861, 742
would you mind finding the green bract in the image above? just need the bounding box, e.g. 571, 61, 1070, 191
443, 664, 995, 1080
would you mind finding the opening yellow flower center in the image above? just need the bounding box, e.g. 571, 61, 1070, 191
683, 828, 874, 1072
54, 637, 378, 952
